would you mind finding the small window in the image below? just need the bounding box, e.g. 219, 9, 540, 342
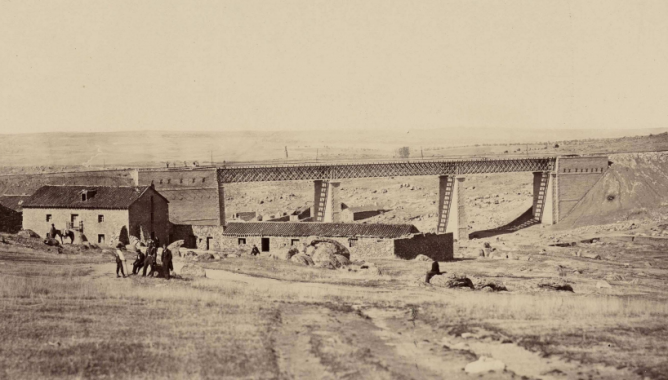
563, 169, 566, 173
180, 179, 183, 184
98, 215, 104, 223
81, 193, 87, 201
585, 168, 588, 172
568, 169, 571, 173
202, 178, 206, 183
238, 238, 246, 245
167, 179, 171, 184
192, 178, 196, 183
291, 239, 300, 246
46, 214, 52, 222
159, 179, 163, 184
349, 238, 358, 248
98, 234, 105, 244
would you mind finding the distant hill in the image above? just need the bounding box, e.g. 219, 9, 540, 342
0, 128, 666, 169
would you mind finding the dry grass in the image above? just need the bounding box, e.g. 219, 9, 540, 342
2, 248, 668, 379
0, 262, 280, 380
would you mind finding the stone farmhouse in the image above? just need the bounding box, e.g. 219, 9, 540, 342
196, 222, 453, 261
22, 185, 169, 246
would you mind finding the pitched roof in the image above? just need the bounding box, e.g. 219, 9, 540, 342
21, 186, 165, 210
0, 195, 31, 212
223, 222, 419, 239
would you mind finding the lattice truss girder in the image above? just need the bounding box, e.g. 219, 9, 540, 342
217, 158, 556, 183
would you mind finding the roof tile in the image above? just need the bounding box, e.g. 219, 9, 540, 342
22, 186, 158, 210
223, 222, 419, 239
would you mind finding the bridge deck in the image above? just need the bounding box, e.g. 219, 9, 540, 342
217, 157, 557, 183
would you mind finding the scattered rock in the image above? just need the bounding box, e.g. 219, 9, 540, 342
43, 237, 60, 247
537, 279, 574, 292
18, 229, 40, 239
464, 356, 506, 374
583, 253, 602, 260
431, 274, 474, 289
180, 264, 206, 278
604, 273, 625, 282
197, 253, 216, 261
596, 280, 612, 289
476, 280, 508, 292
413, 254, 432, 262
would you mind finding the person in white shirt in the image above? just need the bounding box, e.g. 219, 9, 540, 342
115, 244, 126, 278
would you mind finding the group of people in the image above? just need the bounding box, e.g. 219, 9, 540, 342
114, 240, 173, 280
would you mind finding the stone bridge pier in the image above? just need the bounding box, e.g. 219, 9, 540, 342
437, 171, 558, 242
312, 180, 341, 222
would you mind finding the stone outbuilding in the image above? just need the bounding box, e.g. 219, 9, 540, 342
215, 222, 453, 261
21, 185, 169, 246
340, 203, 388, 222
0, 195, 30, 234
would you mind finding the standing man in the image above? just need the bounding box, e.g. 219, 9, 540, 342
115, 244, 126, 278
161, 244, 173, 280
49, 223, 57, 239
142, 242, 154, 277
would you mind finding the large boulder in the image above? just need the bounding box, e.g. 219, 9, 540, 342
18, 229, 40, 239
291, 253, 315, 266
334, 254, 350, 267
312, 250, 339, 269
180, 264, 206, 278
304, 245, 317, 257
167, 240, 184, 256
168, 240, 184, 251
272, 247, 299, 261
308, 239, 350, 259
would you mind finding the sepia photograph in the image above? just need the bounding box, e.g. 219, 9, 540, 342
1, 1, 668, 379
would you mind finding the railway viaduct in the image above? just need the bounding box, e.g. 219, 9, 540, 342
136, 155, 609, 241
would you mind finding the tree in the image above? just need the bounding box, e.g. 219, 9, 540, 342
396, 146, 410, 159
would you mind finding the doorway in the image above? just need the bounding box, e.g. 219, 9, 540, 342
261, 238, 270, 252
206, 237, 213, 251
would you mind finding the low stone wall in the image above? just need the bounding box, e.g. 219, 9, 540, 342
178, 226, 450, 261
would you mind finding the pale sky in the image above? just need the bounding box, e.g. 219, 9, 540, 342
1, 0, 667, 134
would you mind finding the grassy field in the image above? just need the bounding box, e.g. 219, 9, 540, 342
2, 239, 668, 379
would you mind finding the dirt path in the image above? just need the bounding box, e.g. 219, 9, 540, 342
87, 261, 643, 379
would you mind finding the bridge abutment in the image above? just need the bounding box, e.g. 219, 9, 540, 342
437, 175, 467, 241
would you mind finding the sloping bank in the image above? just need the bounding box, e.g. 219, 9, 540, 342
556, 152, 668, 229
